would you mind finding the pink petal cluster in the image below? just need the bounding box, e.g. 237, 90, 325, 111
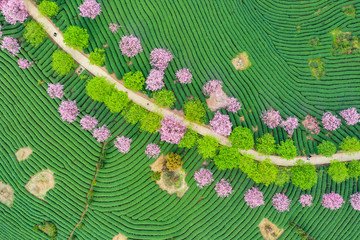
1, 37, 20, 56
145, 69, 165, 91
226, 97, 242, 113
47, 83, 64, 99
150, 48, 173, 71
80, 115, 98, 131
0, 0, 28, 25
298, 194, 313, 207
202, 80, 223, 96
145, 143, 161, 159
244, 187, 265, 209
280, 117, 299, 135
210, 111, 233, 136
214, 179, 233, 198
109, 23, 121, 33
17, 58, 33, 69
114, 136, 132, 154
340, 107, 360, 125
119, 35, 143, 58
194, 168, 214, 188
261, 110, 282, 129
159, 116, 187, 144
93, 125, 111, 142
78, 0, 101, 19
322, 192, 344, 210
176, 68, 192, 84
302, 115, 320, 135
350, 192, 360, 211
58, 100, 79, 123
272, 193, 291, 212
322, 112, 341, 131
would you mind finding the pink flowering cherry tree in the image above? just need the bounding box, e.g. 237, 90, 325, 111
0, 0, 28, 25
226, 97, 242, 113
350, 192, 360, 211
322, 192, 344, 210
280, 117, 299, 135
47, 83, 64, 99
114, 136, 132, 154
214, 179, 233, 198
150, 48, 173, 71
109, 23, 121, 33
302, 115, 320, 135
93, 125, 111, 142
202, 80, 223, 96
58, 100, 79, 123
194, 168, 214, 188
261, 110, 282, 129
18, 58, 33, 69
145, 143, 161, 159
244, 187, 265, 209
80, 115, 98, 131
298, 194, 313, 207
159, 116, 187, 144
340, 107, 360, 125
176, 68, 192, 84
322, 112, 341, 131
1, 37, 21, 56
272, 193, 291, 212
119, 35, 143, 58
210, 111, 233, 136
78, 0, 101, 19
145, 69, 165, 91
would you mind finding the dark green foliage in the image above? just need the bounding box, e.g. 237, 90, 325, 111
35, 221, 57, 240
229, 126, 254, 150
214, 146, 242, 170
153, 89, 176, 108
38, 0, 59, 17
51, 50, 75, 75
308, 37, 320, 47
276, 139, 297, 160
23, 20, 46, 47
255, 133, 276, 155
184, 99, 206, 123
328, 160, 349, 183
89, 48, 105, 66
104, 90, 130, 113
317, 140, 337, 157
86, 76, 115, 102
123, 71, 145, 91
63, 26, 89, 50
340, 136, 360, 154
348, 160, 360, 180
309, 58, 325, 80
197, 135, 219, 159
331, 29, 359, 56
124, 103, 148, 124
140, 112, 162, 133
291, 160, 318, 190
151, 171, 161, 181
179, 129, 198, 148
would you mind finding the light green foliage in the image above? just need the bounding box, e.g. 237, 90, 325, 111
51, 50, 75, 76
197, 135, 219, 159
275, 167, 291, 186
276, 139, 298, 160
214, 146, 242, 170
291, 160, 317, 190
23, 20, 46, 47
229, 126, 254, 150
36, 221, 57, 240
153, 89, 176, 108
328, 160, 349, 183
89, 48, 105, 66
238, 154, 257, 174
343, 5, 356, 18
123, 71, 145, 91
184, 99, 206, 123
256, 159, 279, 186
124, 104, 148, 124
63, 26, 89, 50
38, 0, 59, 17
151, 171, 161, 181
140, 112, 162, 133
330, 28, 360, 56
317, 140, 337, 157
255, 133, 276, 155
179, 129, 198, 148
340, 136, 360, 154
86, 76, 115, 102
348, 160, 360, 179
309, 58, 325, 80
104, 90, 130, 113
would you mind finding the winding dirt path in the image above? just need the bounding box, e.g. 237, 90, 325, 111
23, 0, 360, 166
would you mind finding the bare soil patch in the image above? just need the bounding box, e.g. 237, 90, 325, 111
206, 88, 230, 112
15, 146, 33, 162
232, 52, 251, 70
0, 182, 14, 207
258, 218, 284, 240
25, 169, 55, 200
113, 233, 127, 240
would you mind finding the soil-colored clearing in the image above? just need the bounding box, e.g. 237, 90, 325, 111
232, 52, 251, 70
25, 169, 55, 200
15, 146, 33, 162
258, 218, 284, 240
113, 233, 127, 240
0, 182, 14, 207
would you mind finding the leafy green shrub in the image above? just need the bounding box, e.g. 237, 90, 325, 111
89, 48, 105, 66
23, 20, 46, 47
214, 146, 242, 170
309, 58, 325, 80
184, 99, 206, 123
238, 154, 257, 174
343, 5, 356, 18
123, 71, 145, 91
63, 26, 89, 50
276, 139, 298, 160
275, 167, 291, 186
36, 221, 57, 240
348, 160, 360, 179
317, 140, 337, 157
179, 129, 198, 148
328, 160, 349, 183
124, 104, 148, 124
140, 112, 162, 133
104, 90, 130, 113
229, 126, 254, 150
166, 153, 183, 171
151, 171, 161, 181
39, 0, 59, 17
255, 159, 279, 186
86, 76, 115, 102
291, 160, 317, 190
153, 89, 176, 108
51, 50, 75, 76
340, 136, 360, 154
255, 133, 276, 155
197, 135, 219, 159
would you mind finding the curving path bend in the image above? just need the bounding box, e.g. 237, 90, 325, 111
23, 0, 360, 166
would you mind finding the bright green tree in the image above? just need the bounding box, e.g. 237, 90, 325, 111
317, 140, 337, 157
124, 104, 148, 124
348, 160, 360, 180
214, 146, 242, 170
229, 126, 254, 150
256, 159, 279, 186
86, 76, 114, 102
291, 160, 317, 190
255, 133, 276, 155
184, 99, 206, 123
140, 112, 162, 133
23, 20, 46, 47
89, 48, 105, 66
197, 135, 219, 159
39, 0, 59, 17
276, 139, 298, 160
179, 129, 198, 149
153, 89, 176, 108
238, 154, 257, 174
123, 71, 145, 91
328, 159, 349, 183
340, 136, 360, 154
63, 26, 89, 50
104, 90, 130, 113
51, 50, 75, 76
275, 167, 291, 186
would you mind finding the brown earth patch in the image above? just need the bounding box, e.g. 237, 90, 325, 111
127, 60, 133, 67
0, 182, 14, 208
306, 135, 315, 141
232, 52, 251, 70
252, 125, 258, 132
258, 218, 284, 240
15, 146, 33, 162
206, 87, 230, 112
103, 43, 109, 48
113, 233, 127, 240
239, 116, 245, 122
25, 169, 55, 200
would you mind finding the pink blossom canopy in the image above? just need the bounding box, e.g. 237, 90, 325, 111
159, 116, 187, 144
244, 187, 265, 209
280, 117, 299, 135
18, 58, 33, 69
150, 48, 173, 71
93, 125, 111, 142
145, 143, 161, 159
214, 179, 233, 198
298, 194, 313, 207
114, 136, 132, 154
58, 100, 79, 123
47, 83, 65, 99
176, 68, 192, 84
145, 69, 165, 91
0, 0, 28, 25
272, 193, 291, 212
261, 110, 282, 129
302, 115, 320, 135
210, 111, 233, 136
340, 107, 360, 126
202, 80, 223, 96
78, 0, 101, 19
109, 23, 121, 33
226, 97, 242, 113
119, 35, 143, 58
322, 192, 344, 210
194, 168, 214, 188
1, 37, 20, 56
80, 115, 98, 131
350, 192, 360, 211
322, 112, 341, 131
